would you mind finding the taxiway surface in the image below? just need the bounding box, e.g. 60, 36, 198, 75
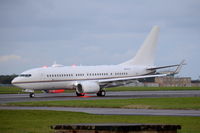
0, 106, 200, 116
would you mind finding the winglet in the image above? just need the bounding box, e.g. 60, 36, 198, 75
173, 60, 186, 74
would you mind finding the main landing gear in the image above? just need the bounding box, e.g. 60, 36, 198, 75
29, 93, 35, 98
97, 89, 106, 97
75, 89, 106, 97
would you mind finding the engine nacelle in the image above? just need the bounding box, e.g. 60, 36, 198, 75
76, 81, 100, 93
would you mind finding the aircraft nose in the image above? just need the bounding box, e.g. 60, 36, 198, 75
11, 77, 18, 85
11, 77, 26, 89
11, 78, 16, 85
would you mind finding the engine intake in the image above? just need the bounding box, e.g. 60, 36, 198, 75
76, 81, 100, 93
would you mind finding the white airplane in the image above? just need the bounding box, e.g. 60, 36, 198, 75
12, 26, 185, 98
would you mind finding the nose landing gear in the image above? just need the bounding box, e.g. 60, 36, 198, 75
23, 89, 35, 98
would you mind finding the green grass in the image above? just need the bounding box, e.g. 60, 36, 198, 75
0, 86, 200, 94
0, 86, 22, 94
0, 110, 199, 133
5, 97, 200, 110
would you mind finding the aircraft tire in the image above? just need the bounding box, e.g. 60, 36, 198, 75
97, 90, 106, 97
29, 93, 35, 98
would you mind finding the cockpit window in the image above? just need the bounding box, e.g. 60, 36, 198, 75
19, 74, 32, 77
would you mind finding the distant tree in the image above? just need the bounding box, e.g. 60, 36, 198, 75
0, 75, 18, 84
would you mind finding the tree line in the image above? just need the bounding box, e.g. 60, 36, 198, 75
0, 75, 18, 84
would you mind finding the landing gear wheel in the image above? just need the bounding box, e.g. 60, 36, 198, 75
29, 93, 35, 98
76, 92, 85, 96
97, 90, 106, 97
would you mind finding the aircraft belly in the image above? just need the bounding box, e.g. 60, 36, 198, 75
16, 81, 74, 90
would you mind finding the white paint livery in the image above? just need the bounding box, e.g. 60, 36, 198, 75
12, 26, 184, 97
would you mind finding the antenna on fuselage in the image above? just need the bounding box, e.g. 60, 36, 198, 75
52, 61, 64, 67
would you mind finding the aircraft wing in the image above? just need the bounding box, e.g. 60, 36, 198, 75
147, 64, 180, 70
97, 73, 167, 88
97, 73, 167, 83
96, 60, 185, 88
97, 60, 186, 84
147, 60, 186, 71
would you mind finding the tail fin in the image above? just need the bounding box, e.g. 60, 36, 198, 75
120, 26, 160, 66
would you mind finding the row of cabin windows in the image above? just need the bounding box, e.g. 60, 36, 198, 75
47, 74, 73, 77
87, 73, 109, 76
115, 72, 128, 75
46, 72, 128, 78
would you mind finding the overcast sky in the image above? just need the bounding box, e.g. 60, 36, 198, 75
0, 0, 200, 79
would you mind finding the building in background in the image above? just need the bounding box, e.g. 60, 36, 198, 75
126, 76, 192, 87
154, 77, 191, 87
191, 80, 200, 87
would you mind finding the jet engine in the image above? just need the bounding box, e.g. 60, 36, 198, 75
76, 81, 100, 94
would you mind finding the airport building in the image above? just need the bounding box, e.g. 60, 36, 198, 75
154, 77, 191, 87
127, 76, 192, 87
191, 80, 200, 87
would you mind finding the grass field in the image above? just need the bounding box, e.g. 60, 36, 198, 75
5, 97, 200, 110
0, 86, 200, 94
0, 110, 200, 133
0, 86, 22, 94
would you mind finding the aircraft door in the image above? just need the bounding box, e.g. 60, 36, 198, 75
40, 72, 46, 80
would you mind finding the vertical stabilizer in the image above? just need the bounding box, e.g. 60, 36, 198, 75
120, 26, 160, 66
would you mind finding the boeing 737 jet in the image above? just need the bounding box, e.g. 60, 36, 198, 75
12, 26, 184, 98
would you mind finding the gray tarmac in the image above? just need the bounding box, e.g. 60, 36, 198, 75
0, 90, 200, 116
0, 106, 200, 116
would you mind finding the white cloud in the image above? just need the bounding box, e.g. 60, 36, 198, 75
0, 55, 21, 63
